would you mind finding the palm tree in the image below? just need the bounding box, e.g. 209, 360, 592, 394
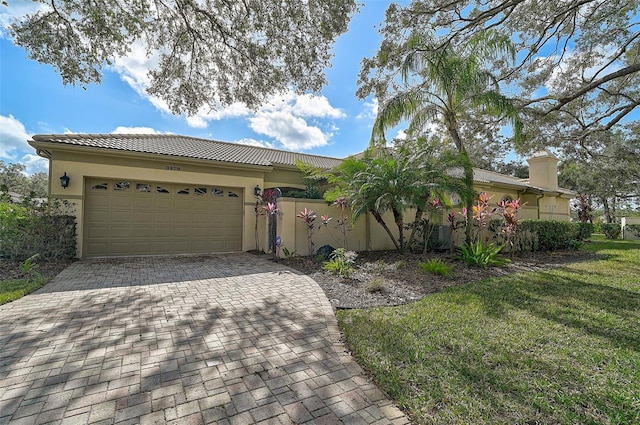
372, 31, 523, 244
340, 144, 464, 252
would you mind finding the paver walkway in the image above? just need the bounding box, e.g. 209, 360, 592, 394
0, 254, 409, 424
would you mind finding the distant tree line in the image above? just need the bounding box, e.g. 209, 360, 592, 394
0, 160, 48, 198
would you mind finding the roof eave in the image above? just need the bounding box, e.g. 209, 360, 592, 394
28, 140, 274, 172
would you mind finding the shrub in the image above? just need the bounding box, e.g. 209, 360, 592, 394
456, 241, 510, 268
366, 278, 387, 294
601, 223, 621, 240
418, 258, 453, 277
282, 247, 297, 259
576, 222, 594, 241
625, 224, 640, 238
323, 248, 357, 278
517, 220, 578, 251
0, 199, 76, 261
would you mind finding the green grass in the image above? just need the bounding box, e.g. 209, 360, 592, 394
0, 274, 47, 305
338, 239, 640, 424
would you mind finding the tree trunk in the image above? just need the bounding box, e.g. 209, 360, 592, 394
407, 208, 424, 251
603, 198, 612, 223
370, 209, 401, 251
460, 151, 475, 245
392, 207, 405, 252
446, 113, 474, 245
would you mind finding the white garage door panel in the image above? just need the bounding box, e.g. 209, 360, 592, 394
84, 178, 244, 257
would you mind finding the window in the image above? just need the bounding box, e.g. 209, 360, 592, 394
156, 186, 170, 194
136, 183, 151, 192
114, 181, 130, 191
228, 191, 239, 198
177, 188, 190, 195
212, 188, 224, 197
195, 187, 207, 196
91, 183, 108, 190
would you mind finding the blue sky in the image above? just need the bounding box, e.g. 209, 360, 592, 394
1, 1, 405, 174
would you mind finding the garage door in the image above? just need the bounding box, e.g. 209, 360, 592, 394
84, 179, 243, 257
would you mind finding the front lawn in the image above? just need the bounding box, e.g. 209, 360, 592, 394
0, 259, 72, 305
0, 275, 48, 305
338, 239, 640, 424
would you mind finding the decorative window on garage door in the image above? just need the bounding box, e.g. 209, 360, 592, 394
91, 182, 108, 190
114, 181, 130, 191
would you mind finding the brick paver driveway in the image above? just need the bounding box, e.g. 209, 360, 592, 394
0, 254, 408, 425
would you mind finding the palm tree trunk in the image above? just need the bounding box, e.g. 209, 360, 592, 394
446, 116, 474, 245
392, 207, 405, 252
462, 155, 474, 245
407, 208, 424, 251
370, 209, 401, 251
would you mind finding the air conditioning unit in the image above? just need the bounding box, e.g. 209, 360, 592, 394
437, 225, 452, 250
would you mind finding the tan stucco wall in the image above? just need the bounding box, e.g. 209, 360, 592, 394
42, 145, 574, 258
47, 148, 268, 257
263, 168, 305, 190
275, 199, 368, 256
622, 217, 640, 240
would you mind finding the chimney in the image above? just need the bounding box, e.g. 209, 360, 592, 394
527, 151, 559, 190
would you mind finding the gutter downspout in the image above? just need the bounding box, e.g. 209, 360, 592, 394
536, 194, 544, 219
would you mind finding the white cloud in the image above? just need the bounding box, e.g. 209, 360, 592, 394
185, 103, 251, 128
260, 93, 345, 119
0, 115, 48, 174
235, 138, 275, 149
0, 114, 31, 159
22, 153, 48, 174
239, 93, 344, 151
357, 98, 378, 120
112, 126, 165, 134
249, 111, 330, 150
0, 2, 48, 36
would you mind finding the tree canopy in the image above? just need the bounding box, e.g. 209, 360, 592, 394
7, 0, 358, 114
359, 0, 640, 156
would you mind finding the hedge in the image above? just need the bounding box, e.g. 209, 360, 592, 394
576, 222, 594, 241
625, 224, 640, 238
0, 200, 76, 261
601, 223, 621, 240
515, 220, 579, 252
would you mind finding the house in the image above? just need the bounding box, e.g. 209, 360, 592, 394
29, 134, 574, 258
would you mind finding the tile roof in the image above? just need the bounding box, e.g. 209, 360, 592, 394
30, 133, 575, 195
451, 168, 575, 194
30, 133, 344, 169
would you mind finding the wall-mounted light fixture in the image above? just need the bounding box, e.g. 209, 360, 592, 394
254, 185, 262, 197
60, 172, 70, 189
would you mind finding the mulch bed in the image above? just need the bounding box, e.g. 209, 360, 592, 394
1, 248, 601, 311
269, 248, 603, 309
0, 259, 75, 282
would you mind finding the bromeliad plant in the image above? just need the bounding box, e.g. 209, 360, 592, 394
456, 240, 510, 268
323, 248, 357, 278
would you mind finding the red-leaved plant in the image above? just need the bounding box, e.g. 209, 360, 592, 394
333, 197, 350, 249
496, 197, 526, 253
297, 208, 318, 257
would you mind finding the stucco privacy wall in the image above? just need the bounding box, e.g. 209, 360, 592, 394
272, 188, 552, 257
47, 148, 267, 257
622, 217, 640, 240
